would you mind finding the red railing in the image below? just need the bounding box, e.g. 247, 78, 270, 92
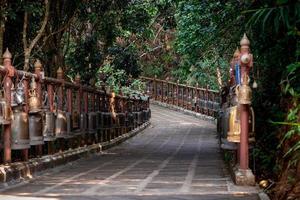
0, 49, 150, 164
141, 76, 220, 117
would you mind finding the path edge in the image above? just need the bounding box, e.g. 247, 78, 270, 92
0, 122, 151, 186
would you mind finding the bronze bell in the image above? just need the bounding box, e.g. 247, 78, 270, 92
15, 82, 25, 105
227, 106, 241, 143
0, 90, 11, 124
80, 113, 88, 133
227, 105, 255, 143
236, 74, 252, 105
11, 106, 30, 150
55, 110, 67, 138
43, 111, 56, 141
29, 112, 44, 145
72, 110, 80, 129
29, 77, 41, 113
65, 112, 74, 138
88, 112, 97, 134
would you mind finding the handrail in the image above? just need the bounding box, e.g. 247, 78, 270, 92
140, 76, 220, 118
0, 50, 150, 165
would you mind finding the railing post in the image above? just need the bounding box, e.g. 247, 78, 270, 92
176, 80, 179, 106
196, 83, 199, 113
235, 34, 255, 185
161, 80, 164, 102
47, 82, 54, 154
22, 75, 29, 160
34, 60, 43, 156
154, 75, 157, 100
56, 67, 65, 151
3, 49, 13, 164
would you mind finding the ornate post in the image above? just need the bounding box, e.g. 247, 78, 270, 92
56, 67, 65, 151
234, 34, 255, 185
154, 75, 157, 100
34, 60, 43, 156
47, 81, 54, 154
3, 49, 14, 164
176, 80, 179, 106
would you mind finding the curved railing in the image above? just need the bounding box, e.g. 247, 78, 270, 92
140, 76, 220, 118
0, 50, 150, 164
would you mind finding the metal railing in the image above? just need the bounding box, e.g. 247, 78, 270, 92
141, 76, 220, 117
0, 49, 150, 164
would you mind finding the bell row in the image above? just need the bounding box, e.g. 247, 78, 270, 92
6, 107, 151, 150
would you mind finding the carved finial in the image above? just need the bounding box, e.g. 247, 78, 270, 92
56, 67, 63, 79
75, 73, 81, 82
233, 47, 240, 58
3, 48, 12, 59
240, 33, 250, 46
34, 59, 42, 70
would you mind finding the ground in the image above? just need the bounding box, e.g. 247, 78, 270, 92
0, 105, 259, 200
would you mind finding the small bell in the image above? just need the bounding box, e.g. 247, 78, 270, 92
29, 78, 41, 113
236, 74, 252, 105
0, 90, 11, 124
15, 82, 25, 105
227, 106, 241, 143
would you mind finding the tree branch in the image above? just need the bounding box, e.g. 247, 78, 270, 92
28, 0, 50, 52
22, 11, 28, 51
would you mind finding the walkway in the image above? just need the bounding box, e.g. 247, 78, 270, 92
0, 105, 258, 200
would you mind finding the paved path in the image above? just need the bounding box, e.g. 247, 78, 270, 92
0, 105, 258, 200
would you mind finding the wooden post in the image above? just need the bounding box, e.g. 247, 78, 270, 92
56, 67, 65, 151
34, 60, 43, 157
3, 49, 13, 164
47, 83, 54, 154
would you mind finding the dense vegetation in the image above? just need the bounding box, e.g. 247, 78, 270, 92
0, 0, 299, 199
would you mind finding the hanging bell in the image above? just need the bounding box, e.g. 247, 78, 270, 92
15, 82, 25, 105
80, 113, 88, 133
29, 89, 41, 113
29, 77, 41, 113
0, 90, 11, 124
227, 105, 256, 143
88, 112, 97, 134
236, 74, 252, 105
55, 110, 67, 138
72, 110, 80, 129
43, 111, 56, 141
66, 112, 74, 138
11, 106, 30, 150
11, 86, 18, 107
29, 112, 44, 145
227, 106, 241, 143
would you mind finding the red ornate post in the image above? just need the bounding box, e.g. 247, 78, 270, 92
47, 82, 54, 154
56, 67, 65, 151
75, 74, 81, 114
56, 67, 64, 110
3, 49, 14, 164
235, 34, 255, 185
176, 80, 179, 106
34, 60, 43, 156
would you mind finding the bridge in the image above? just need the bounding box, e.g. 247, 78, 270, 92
0, 35, 261, 199
0, 105, 258, 200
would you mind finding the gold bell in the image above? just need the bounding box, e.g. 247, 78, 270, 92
236, 74, 252, 105
29, 78, 41, 113
227, 106, 256, 143
227, 106, 241, 143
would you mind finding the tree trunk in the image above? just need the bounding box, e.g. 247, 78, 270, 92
0, 0, 6, 64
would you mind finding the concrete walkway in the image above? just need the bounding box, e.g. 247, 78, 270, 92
0, 105, 258, 200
